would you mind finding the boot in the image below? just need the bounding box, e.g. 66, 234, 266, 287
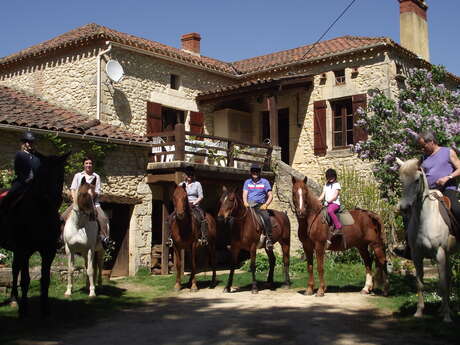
198, 220, 208, 246
394, 245, 411, 260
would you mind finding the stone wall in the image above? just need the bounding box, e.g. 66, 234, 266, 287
0, 130, 152, 275
0, 44, 235, 137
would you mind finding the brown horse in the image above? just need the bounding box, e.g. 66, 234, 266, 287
291, 177, 389, 296
218, 186, 291, 294
169, 183, 217, 291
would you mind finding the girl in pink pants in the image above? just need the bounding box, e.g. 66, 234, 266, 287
318, 169, 342, 237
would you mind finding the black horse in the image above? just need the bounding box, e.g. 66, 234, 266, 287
0, 153, 69, 317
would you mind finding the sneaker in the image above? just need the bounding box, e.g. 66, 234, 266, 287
165, 238, 173, 248
394, 246, 411, 260
198, 238, 208, 246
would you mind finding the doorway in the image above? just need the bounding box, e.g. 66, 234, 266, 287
261, 108, 290, 164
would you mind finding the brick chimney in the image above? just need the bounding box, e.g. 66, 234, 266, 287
399, 0, 430, 61
181, 33, 201, 56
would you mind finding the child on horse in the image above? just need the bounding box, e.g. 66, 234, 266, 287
318, 168, 342, 244
243, 163, 274, 250
180, 166, 208, 245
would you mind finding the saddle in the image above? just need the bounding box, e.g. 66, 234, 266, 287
250, 208, 279, 235
321, 205, 355, 229
430, 191, 460, 240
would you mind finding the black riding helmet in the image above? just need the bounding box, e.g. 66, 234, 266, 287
21, 131, 36, 143
184, 166, 195, 177
325, 168, 337, 181
250, 163, 261, 173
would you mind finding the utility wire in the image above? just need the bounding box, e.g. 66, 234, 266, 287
301, 0, 359, 59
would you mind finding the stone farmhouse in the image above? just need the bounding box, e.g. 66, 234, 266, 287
0, 0, 457, 275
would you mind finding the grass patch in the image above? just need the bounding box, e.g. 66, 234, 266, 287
370, 272, 460, 342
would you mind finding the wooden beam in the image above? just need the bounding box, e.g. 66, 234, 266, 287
161, 198, 169, 275
268, 96, 279, 146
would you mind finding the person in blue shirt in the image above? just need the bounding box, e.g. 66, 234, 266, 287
243, 163, 274, 249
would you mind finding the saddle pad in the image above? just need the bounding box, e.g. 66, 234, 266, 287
322, 208, 355, 226
338, 211, 355, 226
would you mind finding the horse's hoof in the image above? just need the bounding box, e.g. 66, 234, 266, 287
360, 289, 370, 295
305, 288, 314, 296
223, 287, 230, 293
190, 287, 198, 293
9, 300, 18, 308
315, 291, 325, 297
174, 286, 181, 292
89, 294, 96, 298
414, 311, 423, 318
251, 289, 258, 294
443, 315, 453, 323
282, 282, 291, 290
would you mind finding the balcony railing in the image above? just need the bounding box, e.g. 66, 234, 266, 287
148, 124, 273, 170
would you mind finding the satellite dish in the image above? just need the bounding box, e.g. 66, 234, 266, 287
106, 60, 124, 83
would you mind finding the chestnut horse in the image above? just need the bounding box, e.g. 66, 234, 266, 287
292, 177, 388, 296
218, 186, 291, 294
169, 183, 217, 291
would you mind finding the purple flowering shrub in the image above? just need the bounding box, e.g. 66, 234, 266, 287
354, 66, 460, 202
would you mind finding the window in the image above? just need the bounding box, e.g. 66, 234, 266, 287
334, 70, 345, 85
332, 98, 353, 148
170, 74, 180, 90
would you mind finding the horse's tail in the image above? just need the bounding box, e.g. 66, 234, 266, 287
365, 210, 389, 294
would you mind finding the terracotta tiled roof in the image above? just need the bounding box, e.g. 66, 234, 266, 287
0, 85, 149, 143
231, 36, 390, 74
0, 24, 393, 76
0, 23, 235, 74
197, 74, 313, 100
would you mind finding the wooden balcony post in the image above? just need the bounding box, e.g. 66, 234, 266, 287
268, 96, 279, 146
264, 146, 273, 170
174, 123, 185, 161
227, 141, 234, 168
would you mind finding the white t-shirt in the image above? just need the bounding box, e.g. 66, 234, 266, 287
322, 182, 341, 206
70, 171, 102, 206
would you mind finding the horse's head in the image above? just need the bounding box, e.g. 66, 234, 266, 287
291, 176, 309, 219
395, 157, 425, 213
36, 152, 70, 210
172, 183, 188, 220
76, 176, 96, 216
218, 186, 239, 223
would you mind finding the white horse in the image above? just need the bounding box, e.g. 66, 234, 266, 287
396, 157, 458, 322
63, 177, 104, 297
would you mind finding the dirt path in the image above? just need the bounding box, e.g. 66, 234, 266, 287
49, 283, 449, 345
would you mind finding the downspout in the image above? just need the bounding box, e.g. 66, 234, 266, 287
96, 41, 112, 120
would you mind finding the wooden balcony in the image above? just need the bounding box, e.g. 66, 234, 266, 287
146, 123, 274, 184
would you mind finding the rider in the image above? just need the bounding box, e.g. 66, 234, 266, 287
243, 163, 274, 250
181, 166, 208, 245
318, 168, 342, 244
0, 131, 43, 209
395, 131, 460, 259
69, 157, 110, 246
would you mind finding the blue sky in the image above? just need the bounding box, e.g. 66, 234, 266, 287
1, 0, 459, 75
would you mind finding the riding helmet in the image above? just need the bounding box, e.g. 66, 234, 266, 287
184, 166, 195, 177
250, 163, 261, 172
21, 131, 36, 143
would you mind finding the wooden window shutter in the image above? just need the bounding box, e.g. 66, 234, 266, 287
313, 100, 327, 156
146, 102, 162, 136
352, 94, 368, 143
189, 111, 204, 135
